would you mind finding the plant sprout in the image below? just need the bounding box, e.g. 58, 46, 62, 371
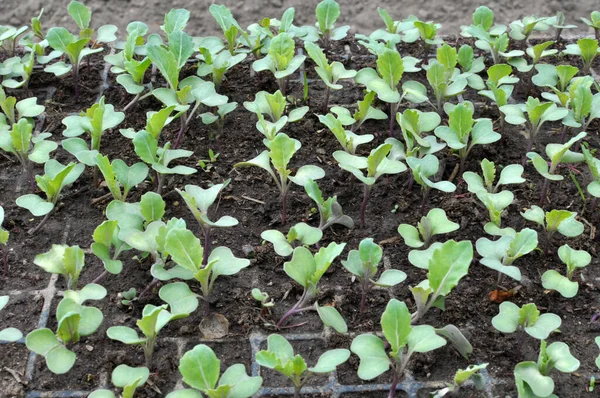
89, 365, 150, 398
342, 238, 407, 312
304, 179, 354, 230
563, 38, 600, 74
261, 222, 322, 257
542, 244, 591, 298
521, 206, 584, 248
581, 11, 600, 40
0, 296, 22, 342
398, 208, 459, 249
493, 302, 561, 340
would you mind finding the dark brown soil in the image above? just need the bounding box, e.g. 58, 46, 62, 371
0, 33, 599, 398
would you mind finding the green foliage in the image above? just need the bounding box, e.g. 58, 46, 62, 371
425, 45, 468, 111
476, 228, 538, 282
521, 206, 584, 241
261, 222, 322, 256
398, 208, 459, 249
209, 4, 250, 55
197, 44, 247, 89
391, 109, 443, 160
514, 340, 579, 397
406, 154, 456, 197
563, 38, 600, 73
0, 206, 8, 247
342, 239, 406, 311
95, 154, 148, 202
168, 344, 262, 398
431, 363, 489, 397
541, 244, 591, 298
305, 41, 356, 91
509, 15, 549, 41
318, 112, 373, 154
91, 220, 132, 275
304, 179, 354, 230
329, 91, 388, 132
463, 158, 525, 194
478, 64, 518, 113
493, 302, 561, 340
34, 244, 86, 290
465, 27, 523, 65
314, 0, 350, 45
0, 296, 23, 342
257, 334, 349, 394
26, 283, 106, 374
104, 21, 152, 95
355, 49, 405, 104
434, 102, 500, 166
582, 144, 600, 198
351, 299, 446, 381
252, 32, 306, 91
89, 365, 150, 398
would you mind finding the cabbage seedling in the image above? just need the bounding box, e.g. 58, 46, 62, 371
16, 160, 85, 234
199, 101, 237, 138
406, 154, 456, 215
132, 129, 197, 195
509, 15, 549, 42
459, 6, 507, 38
329, 91, 388, 132
563, 38, 600, 75
277, 242, 346, 329
0, 296, 22, 342
34, 244, 86, 290
431, 363, 489, 397
581, 11, 600, 40
456, 44, 486, 90
0, 89, 52, 190
492, 302, 561, 340
303, 179, 354, 230
478, 64, 519, 126
43, 1, 117, 98
521, 206, 584, 248
514, 340, 579, 398
261, 222, 322, 257
243, 90, 308, 143
305, 41, 356, 112
235, 133, 325, 224
351, 299, 447, 398
532, 64, 579, 93
177, 181, 239, 262
91, 220, 132, 275
0, 206, 8, 276
252, 288, 274, 318
392, 109, 444, 161
197, 43, 246, 90
317, 113, 373, 154
167, 344, 262, 398
342, 238, 406, 312
542, 244, 591, 298
257, 333, 349, 398
434, 101, 500, 171
408, 240, 472, 324
95, 154, 149, 202
160, 227, 250, 314
398, 208, 459, 249
500, 96, 568, 163
252, 32, 306, 94
476, 228, 538, 284
107, 303, 188, 367
88, 365, 150, 398
463, 158, 525, 195
425, 45, 468, 115
61, 97, 125, 186
582, 144, 600, 208
208, 4, 251, 55
546, 12, 577, 42
527, 131, 586, 204
465, 28, 523, 65
334, 143, 406, 226
0, 25, 27, 57
508, 41, 558, 73
104, 21, 153, 110
26, 283, 107, 374
147, 30, 228, 147
313, 0, 350, 48
355, 49, 406, 136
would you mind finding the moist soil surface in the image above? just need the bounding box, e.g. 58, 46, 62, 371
1, 35, 600, 398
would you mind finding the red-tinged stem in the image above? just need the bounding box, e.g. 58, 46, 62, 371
277, 289, 309, 328
73, 65, 80, 100
360, 185, 371, 228
559, 125, 569, 144
360, 279, 370, 313
203, 227, 211, 266
389, 103, 395, 137
388, 369, 399, 398
28, 212, 51, 235
294, 385, 301, 398
173, 111, 188, 149
322, 86, 330, 114
139, 278, 160, 300
91, 270, 108, 285
522, 137, 534, 167
420, 188, 430, 216
281, 190, 288, 225
156, 171, 165, 196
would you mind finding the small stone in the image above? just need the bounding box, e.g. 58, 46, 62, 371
316, 148, 326, 155
85, 345, 94, 352
242, 244, 255, 258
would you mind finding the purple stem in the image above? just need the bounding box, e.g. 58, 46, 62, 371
28, 212, 51, 235
276, 289, 309, 328
522, 138, 534, 167
281, 191, 288, 225
91, 270, 108, 285
322, 86, 330, 114
173, 112, 188, 149
387, 370, 399, 398
139, 278, 160, 300
360, 185, 371, 228
559, 125, 569, 144
389, 103, 395, 137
